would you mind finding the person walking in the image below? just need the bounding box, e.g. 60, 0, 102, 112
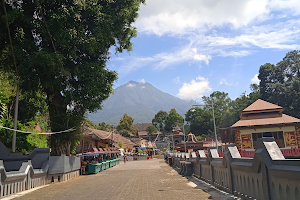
124, 155, 126, 164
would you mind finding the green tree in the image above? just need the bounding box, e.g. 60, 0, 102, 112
0, 0, 145, 155
165, 109, 184, 132
116, 114, 138, 137
258, 50, 300, 118
185, 107, 212, 136
146, 124, 157, 140
118, 140, 123, 148
221, 89, 260, 128
83, 118, 96, 128
95, 122, 113, 132
152, 110, 168, 132
202, 91, 231, 127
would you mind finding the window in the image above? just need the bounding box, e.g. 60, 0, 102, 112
252, 131, 284, 149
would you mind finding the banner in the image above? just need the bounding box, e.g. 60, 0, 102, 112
241, 134, 253, 149
284, 132, 297, 147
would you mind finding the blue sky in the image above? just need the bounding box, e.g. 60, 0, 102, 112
107, 0, 300, 100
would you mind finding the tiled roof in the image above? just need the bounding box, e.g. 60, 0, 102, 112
133, 123, 152, 131
242, 99, 283, 113
138, 130, 161, 136
232, 99, 300, 128
83, 126, 136, 147
232, 113, 300, 128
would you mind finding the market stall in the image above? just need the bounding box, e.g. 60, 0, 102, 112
78, 147, 120, 175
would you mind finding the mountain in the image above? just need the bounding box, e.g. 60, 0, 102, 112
88, 81, 191, 126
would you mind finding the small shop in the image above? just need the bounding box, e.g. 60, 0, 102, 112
231, 99, 300, 151
146, 147, 153, 158
79, 147, 120, 175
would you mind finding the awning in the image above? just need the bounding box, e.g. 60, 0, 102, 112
139, 147, 146, 149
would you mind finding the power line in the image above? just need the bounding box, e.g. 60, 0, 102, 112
0, 125, 76, 135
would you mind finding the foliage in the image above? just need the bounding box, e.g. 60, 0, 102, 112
0, 118, 48, 153
0, 92, 8, 120
83, 118, 96, 128
185, 107, 212, 136
202, 91, 231, 127
138, 148, 143, 154
165, 109, 184, 132
152, 110, 168, 132
118, 140, 123, 148
26, 134, 48, 149
116, 113, 138, 137
196, 135, 201, 141
0, 0, 145, 155
258, 50, 300, 118
146, 124, 157, 136
95, 122, 113, 132
219, 90, 260, 128
185, 89, 260, 136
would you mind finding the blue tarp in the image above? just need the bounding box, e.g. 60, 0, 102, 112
139, 147, 146, 149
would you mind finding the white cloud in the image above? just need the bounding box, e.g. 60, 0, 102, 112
136, 0, 269, 36
202, 23, 300, 50
251, 74, 260, 84
219, 50, 252, 57
270, 0, 300, 15
219, 79, 238, 86
126, 83, 136, 87
138, 78, 146, 84
173, 77, 181, 84
112, 0, 300, 76
177, 77, 212, 99
117, 46, 211, 74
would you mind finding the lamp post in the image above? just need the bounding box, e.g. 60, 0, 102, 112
192, 100, 218, 150
171, 128, 174, 151
182, 121, 187, 153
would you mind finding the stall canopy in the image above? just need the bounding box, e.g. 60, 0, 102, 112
78, 147, 120, 157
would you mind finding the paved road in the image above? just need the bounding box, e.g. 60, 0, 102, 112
11, 159, 235, 200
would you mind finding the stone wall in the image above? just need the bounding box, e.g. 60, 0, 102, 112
0, 142, 80, 198
47, 155, 80, 183
169, 138, 300, 200
0, 142, 50, 198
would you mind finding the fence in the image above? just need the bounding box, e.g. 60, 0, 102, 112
0, 146, 50, 198
0, 142, 81, 199
169, 138, 300, 200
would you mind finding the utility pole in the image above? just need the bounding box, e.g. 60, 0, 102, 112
3, 0, 19, 153
192, 99, 218, 150
111, 126, 114, 147
12, 83, 19, 152
182, 121, 186, 153
211, 101, 218, 150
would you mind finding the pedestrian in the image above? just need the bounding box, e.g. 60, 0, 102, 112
124, 155, 126, 164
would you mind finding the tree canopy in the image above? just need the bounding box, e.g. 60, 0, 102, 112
165, 109, 184, 132
0, 0, 145, 155
152, 110, 168, 132
258, 50, 300, 118
116, 113, 138, 137
146, 124, 157, 136
185, 89, 260, 136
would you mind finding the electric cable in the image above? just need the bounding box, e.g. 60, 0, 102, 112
0, 125, 76, 134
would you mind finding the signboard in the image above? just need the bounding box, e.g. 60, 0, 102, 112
284, 132, 297, 147
241, 134, 253, 149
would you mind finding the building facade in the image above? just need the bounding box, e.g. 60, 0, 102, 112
231, 99, 300, 151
